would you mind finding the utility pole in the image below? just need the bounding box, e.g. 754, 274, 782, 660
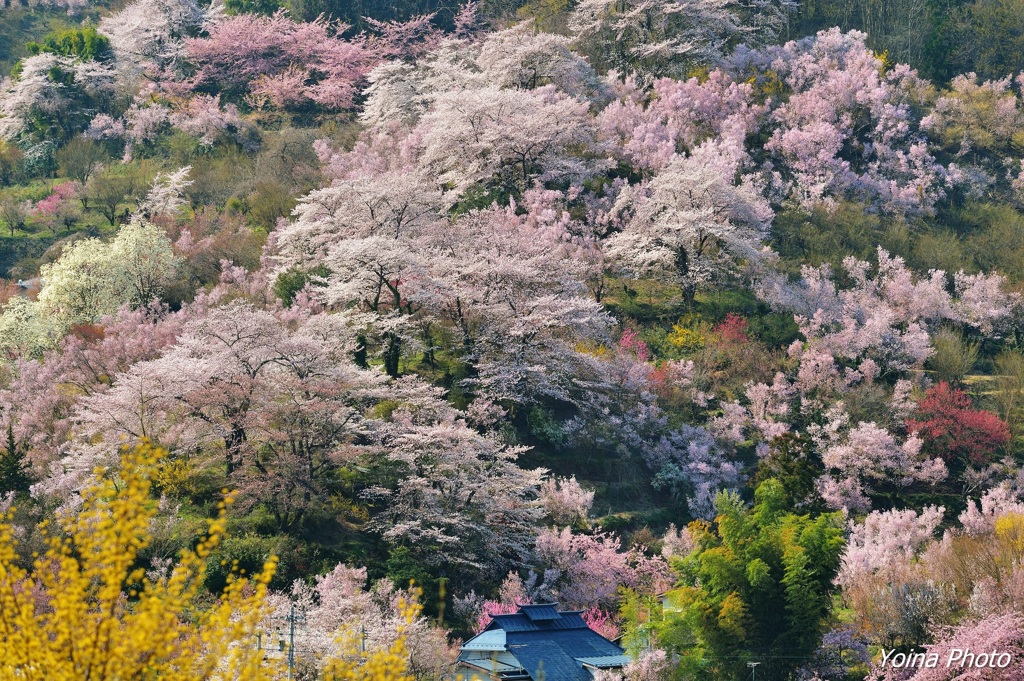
275, 604, 304, 680
288, 603, 296, 679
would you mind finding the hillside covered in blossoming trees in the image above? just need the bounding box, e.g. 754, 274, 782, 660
3, 0, 1024, 679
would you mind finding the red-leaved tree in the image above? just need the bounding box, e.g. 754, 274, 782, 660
907, 382, 1011, 466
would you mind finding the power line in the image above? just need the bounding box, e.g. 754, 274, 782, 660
266, 604, 305, 679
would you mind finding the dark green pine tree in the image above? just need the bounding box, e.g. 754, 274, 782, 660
0, 423, 32, 495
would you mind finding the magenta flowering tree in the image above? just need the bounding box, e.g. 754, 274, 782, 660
469, 571, 534, 632
907, 382, 1011, 467
32, 181, 81, 233
583, 608, 622, 640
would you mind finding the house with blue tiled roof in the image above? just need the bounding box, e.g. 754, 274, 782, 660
455, 604, 630, 681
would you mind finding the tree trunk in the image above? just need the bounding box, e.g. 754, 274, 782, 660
422, 325, 435, 368
354, 334, 368, 368
675, 246, 696, 305
383, 333, 401, 378
224, 425, 247, 477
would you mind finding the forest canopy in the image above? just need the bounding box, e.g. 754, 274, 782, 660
2, 0, 1024, 680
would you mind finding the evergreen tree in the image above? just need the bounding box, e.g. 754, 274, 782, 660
0, 423, 31, 495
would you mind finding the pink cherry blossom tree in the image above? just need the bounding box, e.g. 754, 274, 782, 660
817, 420, 946, 512
184, 11, 382, 111
363, 402, 545, 583
265, 563, 457, 679
838, 506, 945, 588
533, 526, 672, 610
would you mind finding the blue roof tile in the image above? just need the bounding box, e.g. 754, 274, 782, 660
521, 604, 561, 621
575, 655, 632, 668
468, 605, 628, 681
506, 630, 625, 681
488, 611, 589, 633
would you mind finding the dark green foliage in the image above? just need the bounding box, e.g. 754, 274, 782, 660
526, 405, 566, 446
225, 0, 282, 15
958, 203, 1024, 282
283, 0, 506, 28
745, 312, 801, 349
752, 434, 823, 510
384, 545, 439, 610
787, 0, 1024, 81
0, 236, 48, 277
245, 181, 296, 230
943, 0, 1024, 80
771, 201, 886, 269
273, 265, 330, 306
205, 533, 303, 593
0, 424, 32, 495
451, 182, 515, 217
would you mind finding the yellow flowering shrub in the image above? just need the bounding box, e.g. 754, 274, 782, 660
574, 340, 610, 358
0, 441, 419, 681
995, 512, 1024, 556
0, 441, 283, 680
875, 50, 892, 73
669, 315, 711, 354
153, 456, 201, 498
747, 68, 785, 100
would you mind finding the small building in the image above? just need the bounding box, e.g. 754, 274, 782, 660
456, 604, 630, 681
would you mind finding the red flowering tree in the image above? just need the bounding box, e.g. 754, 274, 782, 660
712, 312, 748, 346
907, 382, 1011, 466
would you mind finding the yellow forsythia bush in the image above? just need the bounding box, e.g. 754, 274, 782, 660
0, 442, 416, 681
